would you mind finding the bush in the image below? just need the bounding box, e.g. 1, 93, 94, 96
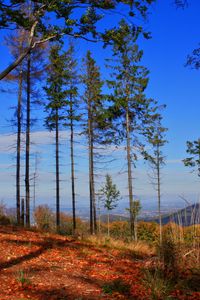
0, 201, 16, 225
59, 212, 88, 236
34, 206, 88, 235
34, 205, 55, 231
159, 232, 180, 278
0, 215, 10, 225
109, 221, 129, 239
138, 222, 159, 243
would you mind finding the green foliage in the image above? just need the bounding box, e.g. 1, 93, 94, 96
0, 1, 154, 38
159, 233, 179, 277
16, 269, 31, 287
138, 222, 158, 242
0, 1, 155, 79
102, 278, 130, 295
183, 139, 200, 176
143, 114, 167, 166
58, 213, 88, 236
82, 50, 105, 137
99, 174, 120, 211
109, 221, 130, 239
107, 20, 159, 153
142, 267, 174, 300
44, 43, 69, 130
62, 42, 80, 127
126, 200, 141, 222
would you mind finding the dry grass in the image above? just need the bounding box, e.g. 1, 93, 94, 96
83, 235, 156, 257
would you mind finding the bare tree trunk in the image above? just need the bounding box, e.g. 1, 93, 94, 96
88, 114, 93, 234
55, 108, 60, 231
21, 198, 25, 227
70, 94, 76, 234
134, 218, 138, 242
91, 142, 97, 233
25, 52, 31, 227
156, 145, 162, 244
33, 153, 39, 212
107, 211, 110, 237
16, 67, 23, 225
88, 100, 96, 234
98, 197, 101, 234
126, 106, 134, 240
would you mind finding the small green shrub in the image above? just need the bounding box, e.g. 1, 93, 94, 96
16, 270, 31, 286
102, 278, 130, 295
138, 222, 158, 243
158, 232, 180, 279
142, 267, 174, 300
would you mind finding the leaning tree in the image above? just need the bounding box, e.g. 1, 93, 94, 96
0, 0, 155, 80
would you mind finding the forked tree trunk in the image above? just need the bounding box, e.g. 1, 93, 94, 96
125, 106, 134, 240
25, 52, 31, 227
16, 66, 23, 225
55, 108, 60, 231
70, 93, 76, 234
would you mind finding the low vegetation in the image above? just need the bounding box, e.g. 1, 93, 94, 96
0, 203, 199, 299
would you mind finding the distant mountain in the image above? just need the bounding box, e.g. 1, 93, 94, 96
100, 214, 129, 223
150, 203, 200, 226
99, 203, 200, 226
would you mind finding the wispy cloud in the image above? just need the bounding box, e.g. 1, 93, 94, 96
166, 159, 182, 164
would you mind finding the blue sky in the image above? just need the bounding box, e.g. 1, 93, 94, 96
0, 0, 200, 215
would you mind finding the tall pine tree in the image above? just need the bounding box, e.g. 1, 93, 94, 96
143, 114, 167, 244
44, 43, 68, 231
82, 51, 105, 235
107, 20, 158, 240
63, 43, 80, 234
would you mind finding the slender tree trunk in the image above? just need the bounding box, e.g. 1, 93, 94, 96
88, 100, 96, 234
107, 211, 110, 237
98, 200, 101, 234
70, 93, 76, 234
25, 52, 31, 227
157, 145, 162, 244
125, 106, 134, 240
0, 47, 31, 81
33, 153, 38, 213
134, 217, 138, 242
88, 109, 93, 234
55, 108, 60, 231
21, 198, 25, 226
16, 67, 23, 225
91, 143, 97, 233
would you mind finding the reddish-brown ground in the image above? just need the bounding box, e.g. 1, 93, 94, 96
0, 226, 151, 300
0, 226, 199, 300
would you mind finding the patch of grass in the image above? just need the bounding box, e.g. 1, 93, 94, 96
16, 269, 31, 287
102, 278, 130, 295
142, 267, 174, 300
84, 235, 155, 257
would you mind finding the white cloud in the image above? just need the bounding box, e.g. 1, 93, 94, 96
166, 159, 182, 164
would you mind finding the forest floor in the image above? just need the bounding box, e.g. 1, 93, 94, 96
0, 226, 199, 300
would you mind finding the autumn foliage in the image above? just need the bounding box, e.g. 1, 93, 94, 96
0, 224, 199, 299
